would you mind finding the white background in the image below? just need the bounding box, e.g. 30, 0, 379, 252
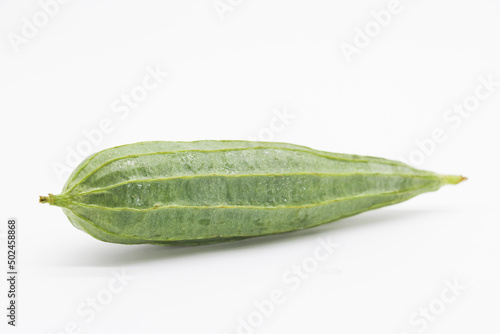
1, 0, 499, 333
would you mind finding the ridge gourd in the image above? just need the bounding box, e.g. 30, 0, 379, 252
40, 140, 466, 245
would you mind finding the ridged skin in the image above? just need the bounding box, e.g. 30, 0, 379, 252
46, 141, 457, 245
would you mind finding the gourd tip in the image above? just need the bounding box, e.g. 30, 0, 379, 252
39, 194, 54, 205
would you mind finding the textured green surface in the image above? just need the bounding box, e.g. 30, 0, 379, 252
40, 140, 465, 245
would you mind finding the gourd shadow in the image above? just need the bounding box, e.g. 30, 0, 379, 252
76, 209, 433, 267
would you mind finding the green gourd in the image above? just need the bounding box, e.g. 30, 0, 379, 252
40, 141, 465, 245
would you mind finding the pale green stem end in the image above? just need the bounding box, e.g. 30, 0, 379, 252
440, 175, 467, 185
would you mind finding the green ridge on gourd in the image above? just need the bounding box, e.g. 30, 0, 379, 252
40, 140, 466, 245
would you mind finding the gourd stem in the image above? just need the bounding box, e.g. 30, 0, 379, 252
440, 175, 467, 185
